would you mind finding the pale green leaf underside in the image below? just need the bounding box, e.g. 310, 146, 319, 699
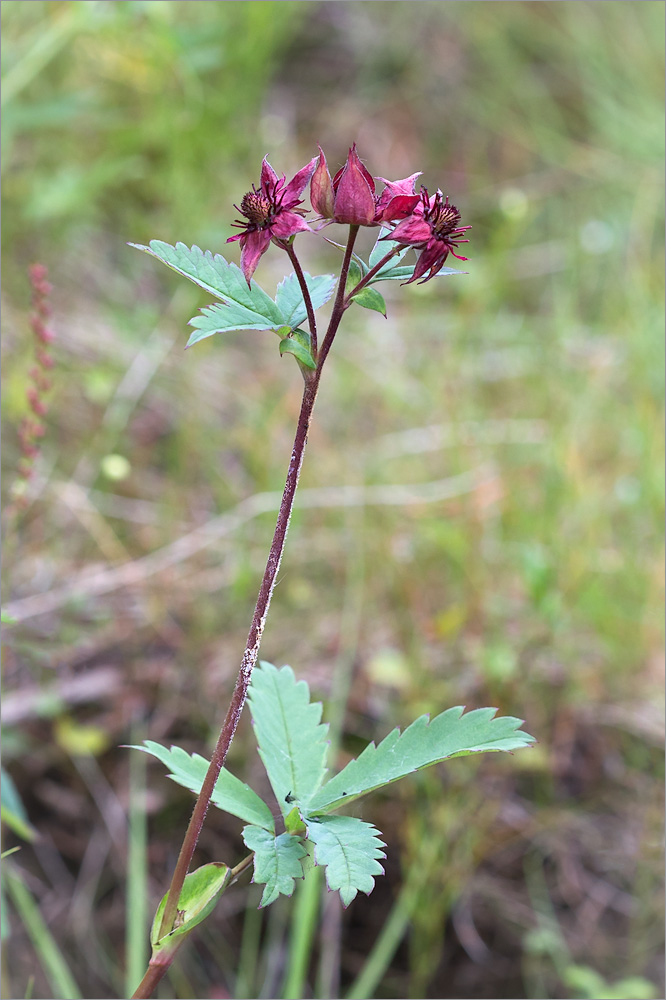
247, 662, 329, 817
308, 706, 535, 815
307, 815, 386, 908
368, 228, 412, 271
242, 825, 307, 908
275, 272, 337, 328
130, 741, 274, 832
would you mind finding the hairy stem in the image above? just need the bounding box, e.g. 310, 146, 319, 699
132, 224, 361, 999
282, 240, 318, 356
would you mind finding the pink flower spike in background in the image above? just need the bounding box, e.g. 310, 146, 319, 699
311, 144, 421, 227
388, 188, 471, 283
227, 155, 317, 283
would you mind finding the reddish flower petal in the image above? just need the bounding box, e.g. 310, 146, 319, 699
260, 157, 280, 192
311, 147, 335, 218
239, 229, 272, 284
348, 143, 375, 194
374, 193, 421, 224
281, 156, 318, 209
334, 147, 376, 225
387, 215, 432, 245
405, 242, 448, 284
270, 212, 312, 239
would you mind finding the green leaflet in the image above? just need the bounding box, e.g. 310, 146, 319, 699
350, 287, 387, 315
129, 741, 274, 832
242, 826, 307, 908
306, 815, 386, 908
279, 329, 316, 370
308, 706, 535, 816
275, 272, 336, 328
247, 662, 329, 817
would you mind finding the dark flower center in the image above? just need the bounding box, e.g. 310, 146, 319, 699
424, 191, 463, 238
239, 189, 273, 227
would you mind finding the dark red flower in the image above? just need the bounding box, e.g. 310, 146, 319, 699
310, 144, 421, 227
227, 155, 317, 283
387, 188, 471, 283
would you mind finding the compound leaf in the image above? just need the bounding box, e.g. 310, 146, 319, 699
129, 241, 284, 343
242, 825, 307, 908
306, 815, 386, 908
308, 707, 535, 815
247, 662, 329, 817
275, 272, 336, 328
129, 741, 274, 833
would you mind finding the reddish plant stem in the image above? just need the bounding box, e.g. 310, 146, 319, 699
282, 240, 318, 356
133, 226, 360, 999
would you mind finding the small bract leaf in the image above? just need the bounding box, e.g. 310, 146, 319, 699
279, 331, 317, 370
151, 863, 231, 954
242, 825, 307, 908
129, 741, 274, 832
351, 287, 387, 316
247, 662, 329, 816
306, 815, 386, 908
309, 706, 535, 815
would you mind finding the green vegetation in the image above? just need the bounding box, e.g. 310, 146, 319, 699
2, 2, 663, 998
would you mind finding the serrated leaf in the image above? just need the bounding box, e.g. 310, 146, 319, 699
151, 862, 231, 952
129, 741, 274, 832
306, 815, 386, 908
247, 662, 329, 816
242, 825, 307, 908
309, 707, 535, 815
275, 272, 336, 328
186, 301, 279, 347
368, 228, 412, 271
351, 287, 387, 316
130, 241, 284, 343
279, 330, 316, 370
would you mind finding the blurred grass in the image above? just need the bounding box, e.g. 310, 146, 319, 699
1, 2, 664, 999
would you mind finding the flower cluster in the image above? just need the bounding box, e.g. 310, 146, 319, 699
228, 144, 469, 285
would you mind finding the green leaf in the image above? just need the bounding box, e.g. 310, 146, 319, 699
344, 260, 364, 293
129, 241, 284, 345
151, 863, 231, 953
129, 741, 274, 833
275, 272, 336, 328
1, 610, 17, 624
308, 707, 535, 815
279, 329, 317, 370
350, 287, 387, 316
306, 815, 386, 907
247, 662, 329, 816
242, 825, 307, 908
368, 228, 411, 271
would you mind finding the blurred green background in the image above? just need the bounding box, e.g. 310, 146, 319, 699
2, 2, 664, 999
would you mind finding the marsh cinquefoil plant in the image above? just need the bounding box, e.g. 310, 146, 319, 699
128, 144, 532, 999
